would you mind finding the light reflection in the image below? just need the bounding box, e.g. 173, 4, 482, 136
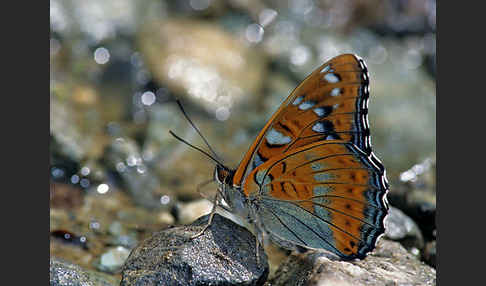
399, 158, 434, 183
165, 55, 238, 112
97, 183, 109, 194
71, 174, 80, 184
136, 165, 147, 174
141, 91, 156, 106
50, 0, 67, 32
116, 162, 127, 173
245, 23, 264, 44
76, 1, 137, 42
81, 166, 91, 176
142, 149, 154, 162
90, 221, 100, 230
51, 167, 65, 179
215, 106, 230, 121
126, 155, 137, 167
160, 195, 170, 205
411, 247, 420, 256
94, 47, 110, 65
259, 9, 278, 27
115, 137, 125, 144
290, 45, 311, 66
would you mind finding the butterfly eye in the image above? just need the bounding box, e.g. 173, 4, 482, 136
215, 165, 230, 185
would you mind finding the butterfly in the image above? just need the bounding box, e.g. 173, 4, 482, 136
170, 54, 389, 260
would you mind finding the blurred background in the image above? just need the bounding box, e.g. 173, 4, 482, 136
50, 0, 436, 282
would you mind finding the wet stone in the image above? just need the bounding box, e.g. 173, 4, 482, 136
96, 246, 131, 273
103, 137, 175, 210
138, 19, 267, 115
269, 239, 435, 286
121, 214, 269, 286
384, 206, 424, 254
50, 258, 119, 286
389, 158, 436, 241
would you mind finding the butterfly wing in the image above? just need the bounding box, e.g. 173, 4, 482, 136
233, 54, 382, 190
244, 140, 388, 259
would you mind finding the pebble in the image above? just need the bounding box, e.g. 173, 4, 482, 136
98, 246, 131, 273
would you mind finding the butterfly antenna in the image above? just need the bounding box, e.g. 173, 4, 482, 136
174, 99, 223, 163
169, 130, 226, 167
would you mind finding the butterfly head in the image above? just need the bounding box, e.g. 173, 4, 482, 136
214, 164, 233, 186
214, 163, 252, 221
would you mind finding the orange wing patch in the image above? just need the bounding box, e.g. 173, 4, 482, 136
233, 54, 372, 187
245, 140, 387, 259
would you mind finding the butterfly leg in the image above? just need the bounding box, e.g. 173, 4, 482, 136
255, 235, 261, 264
196, 178, 214, 201
191, 192, 220, 239
254, 226, 266, 264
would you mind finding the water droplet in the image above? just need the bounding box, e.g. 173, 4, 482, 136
94, 47, 110, 65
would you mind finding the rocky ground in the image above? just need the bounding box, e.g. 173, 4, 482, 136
50, 0, 436, 285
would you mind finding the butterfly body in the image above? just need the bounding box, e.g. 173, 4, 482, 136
187, 54, 388, 260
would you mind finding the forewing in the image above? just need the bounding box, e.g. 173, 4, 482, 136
233, 54, 376, 187
244, 140, 388, 260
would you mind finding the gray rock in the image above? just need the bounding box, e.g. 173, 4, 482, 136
50, 258, 119, 286
269, 239, 435, 286
121, 214, 268, 285
390, 158, 436, 240
138, 19, 267, 116
50, 92, 89, 162
384, 206, 424, 254
103, 137, 175, 210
